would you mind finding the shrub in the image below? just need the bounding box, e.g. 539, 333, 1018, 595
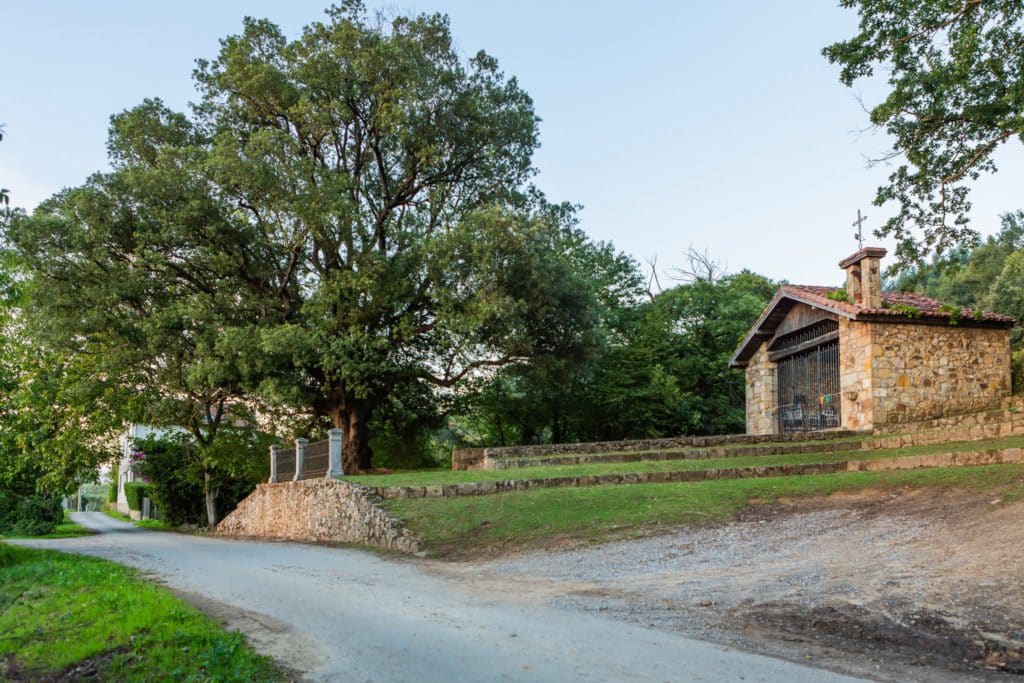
123, 482, 152, 512
0, 491, 63, 536
108, 461, 119, 503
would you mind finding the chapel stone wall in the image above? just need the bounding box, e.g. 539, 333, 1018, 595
745, 344, 778, 435
839, 318, 874, 430
869, 322, 1011, 426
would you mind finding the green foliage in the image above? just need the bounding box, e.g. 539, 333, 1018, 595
826, 289, 852, 303
0, 491, 64, 536
883, 302, 922, 318
938, 303, 962, 325
123, 482, 151, 513
458, 268, 777, 445
0, 545, 284, 680
135, 431, 270, 527
5, 5, 599, 476
824, 1, 1024, 266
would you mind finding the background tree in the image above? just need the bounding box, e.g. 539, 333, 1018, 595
459, 263, 776, 445
825, 0, 1024, 266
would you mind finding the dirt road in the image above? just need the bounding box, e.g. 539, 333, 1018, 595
477, 488, 1024, 682
13, 512, 861, 683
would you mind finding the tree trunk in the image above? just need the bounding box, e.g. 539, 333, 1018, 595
203, 470, 219, 528
331, 403, 375, 473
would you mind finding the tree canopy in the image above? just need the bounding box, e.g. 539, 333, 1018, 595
824, 0, 1024, 266
7, 4, 600, 474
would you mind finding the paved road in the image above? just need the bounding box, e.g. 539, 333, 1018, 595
13, 512, 865, 682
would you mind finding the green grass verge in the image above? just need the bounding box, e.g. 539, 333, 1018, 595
0, 544, 284, 681
102, 506, 132, 522
0, 510, 94, 540
384, 463, 1024, 558
101, 506, 171, 531
350, 435, 1024, 488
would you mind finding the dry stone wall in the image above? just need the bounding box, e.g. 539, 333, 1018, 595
870, 323, 1011, 426
217, 479, 419, 554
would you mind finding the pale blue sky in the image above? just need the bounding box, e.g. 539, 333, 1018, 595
2, 1, 1021, 285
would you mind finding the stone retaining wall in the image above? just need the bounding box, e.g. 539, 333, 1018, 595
872, 396, 1024, 435
217, 479, 419, 554
849, 447, 1024, 472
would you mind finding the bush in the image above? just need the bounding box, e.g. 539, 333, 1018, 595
123, 483, 152, 512
108, 461, 119, 503
0, 491, 63, 536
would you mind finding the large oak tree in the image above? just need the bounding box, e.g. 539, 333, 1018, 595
10, 4, 596, 474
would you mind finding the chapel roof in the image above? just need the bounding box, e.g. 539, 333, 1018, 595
728, 284, 1015, 368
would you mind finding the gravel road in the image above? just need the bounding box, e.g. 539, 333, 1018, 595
476, 488, 1024, 682
12, 512, 863, 682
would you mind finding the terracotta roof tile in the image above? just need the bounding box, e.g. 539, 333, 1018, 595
783, 285, 1015, 323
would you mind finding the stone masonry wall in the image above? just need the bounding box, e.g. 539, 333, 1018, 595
839, 318, 874, 430
217, 479, 419, 554
745, 344, 778, 435
870, 323, 1011, 426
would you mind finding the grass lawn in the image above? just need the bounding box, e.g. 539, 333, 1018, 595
0, 510, 94, 540
384, 463, 1024, 558
0, 543, 284, 682
350, 435, 1024, 488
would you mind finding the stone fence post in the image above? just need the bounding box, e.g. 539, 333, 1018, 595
269, 445, 280, 483
328, 428, 344, 478
294, 438, 308, 481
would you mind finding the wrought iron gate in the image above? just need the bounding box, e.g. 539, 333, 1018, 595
776, 341, 840, 433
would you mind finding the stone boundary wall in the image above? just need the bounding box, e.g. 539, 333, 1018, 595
217, 479, 419, 554
451, 429, 860, 471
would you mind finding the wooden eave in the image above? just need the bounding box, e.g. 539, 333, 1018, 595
728, 289, 853, 368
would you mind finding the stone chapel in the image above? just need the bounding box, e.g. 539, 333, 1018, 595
729, 247, 1015, 435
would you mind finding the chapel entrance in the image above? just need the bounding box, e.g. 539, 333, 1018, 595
776, 340, 841, 433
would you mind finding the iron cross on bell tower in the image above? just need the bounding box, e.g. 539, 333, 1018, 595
852, 209, 868, 248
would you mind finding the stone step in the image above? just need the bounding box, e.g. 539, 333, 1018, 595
489, 438, 866, 470
452, 429, 862, 470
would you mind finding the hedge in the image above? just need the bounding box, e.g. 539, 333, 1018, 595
123, 483, 152, 512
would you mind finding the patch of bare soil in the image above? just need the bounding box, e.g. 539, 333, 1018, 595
465, 487, 1024, 681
